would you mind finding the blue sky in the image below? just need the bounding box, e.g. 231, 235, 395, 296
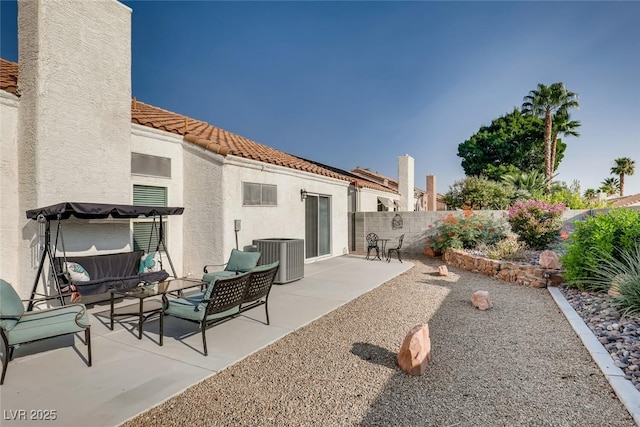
2, 1, 639, 196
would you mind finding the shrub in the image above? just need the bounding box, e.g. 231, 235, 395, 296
561, 208, 640, 290
506, 200, 566, 250
579, 242, 640, 318
442, 176, 518, 210
427, 210, 508, 253
477, 237, 528, 261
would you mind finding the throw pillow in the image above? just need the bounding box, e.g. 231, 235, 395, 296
64, 262, 90, 282
139, 252, 162, 273
225, 249, 261, 273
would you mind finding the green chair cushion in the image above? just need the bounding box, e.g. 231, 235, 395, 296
0, 279, 25, 331
6, 305, 89, 345
202, 270, 236, 284
225, 249, 261, 273
251, 261, 279, 272
164, 296, 239, 322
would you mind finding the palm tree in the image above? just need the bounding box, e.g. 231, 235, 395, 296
522, 82, 579, 188
600, 177, 620, 196
583, 188, 597, 200
610, 157, 636, 196
502, 170, 550, 196
550, 110, 580, 175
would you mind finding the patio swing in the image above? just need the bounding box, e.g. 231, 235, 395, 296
25, 202, 184, 311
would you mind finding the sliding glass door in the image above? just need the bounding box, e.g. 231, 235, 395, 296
305, 195, 331, 259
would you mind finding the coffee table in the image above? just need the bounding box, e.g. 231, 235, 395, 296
109, 278, 206, 339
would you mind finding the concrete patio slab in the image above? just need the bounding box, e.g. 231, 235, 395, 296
0, 255, 412, 427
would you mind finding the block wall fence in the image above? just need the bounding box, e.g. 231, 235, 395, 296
348, 207, 640, 256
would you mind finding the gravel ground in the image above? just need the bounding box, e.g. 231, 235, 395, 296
124, 255, 635, 427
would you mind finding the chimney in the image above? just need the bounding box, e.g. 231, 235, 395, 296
17, 0, 133, 208
426, 175, 437, 211
397, 155, 414, 211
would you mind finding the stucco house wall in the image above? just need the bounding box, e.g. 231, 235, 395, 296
181, 143, 225, 279
220, 157, 351, 260
130, 124, 185, 278
0, 91, 20, 286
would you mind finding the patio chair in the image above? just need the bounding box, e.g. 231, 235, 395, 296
240, 261, 279, 325
202, 249, 261, 283
365, 233, 380, 260
160, 272, 252, 356
0, 279, 91, 385
386, 234, 404, 263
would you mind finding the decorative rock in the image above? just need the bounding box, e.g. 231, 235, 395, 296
471, 290, 492, 310
438, 265, 448, 276
538, 250, 561, 270
424, 246, 441, 258
397, 324, 431, 376
608, 280, 620, 298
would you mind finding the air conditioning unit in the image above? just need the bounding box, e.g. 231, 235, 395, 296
253, 238, 304, 284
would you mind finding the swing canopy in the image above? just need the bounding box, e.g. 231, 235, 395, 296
26, 202, 184, 220
25, 202, 184, 310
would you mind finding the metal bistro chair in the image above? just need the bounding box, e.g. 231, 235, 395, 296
365, 233, 380, 260
386, 234, 404, 263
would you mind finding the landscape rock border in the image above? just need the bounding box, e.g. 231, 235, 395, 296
443, 248, 563, 288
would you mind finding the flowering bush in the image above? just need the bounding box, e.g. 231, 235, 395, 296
426, 209, 508, 253
506, 200, 566, 250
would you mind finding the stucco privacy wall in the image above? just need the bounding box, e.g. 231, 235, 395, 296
131, 124, 185, 277
350, 209, 596, 255
221, 157, 351, 263
0, 92, 19, 285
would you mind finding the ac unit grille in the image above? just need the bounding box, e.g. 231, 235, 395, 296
253, 239, 304, 284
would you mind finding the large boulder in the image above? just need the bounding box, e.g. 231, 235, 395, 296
538, 250, 561, 270
471, 290, 492, 310
397, 324, 431, 376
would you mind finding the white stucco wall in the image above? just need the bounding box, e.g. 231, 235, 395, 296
398, 155, 414, 212
358, 187, 399, 212
18, 0, 133, 207
131, 124, 185, 277
182, 144, 225, 278
0, 92, 20, 286
221, 157, 352, 263
12, 0, 134, 297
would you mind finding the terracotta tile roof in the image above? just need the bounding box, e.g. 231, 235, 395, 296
0, 58, 19, 95
608, 193, 640, 208
0, 58, 392, 191
131, 99, 374, 185
351, 167, 396, 190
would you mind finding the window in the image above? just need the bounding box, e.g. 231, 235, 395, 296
133, 185, 167, 251
131, 153, 171, 178
243, 182, 277, 206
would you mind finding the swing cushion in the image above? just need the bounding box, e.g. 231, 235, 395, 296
53, 251, 169, 296
64, 262, 91, 282
139, 252, 162, 273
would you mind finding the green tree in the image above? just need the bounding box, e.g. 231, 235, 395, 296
522, 82, 579, 187
442, 176, 518, 210
610, 157, 636, 196
600, 177, 620, 196
457, 109, 548, 178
